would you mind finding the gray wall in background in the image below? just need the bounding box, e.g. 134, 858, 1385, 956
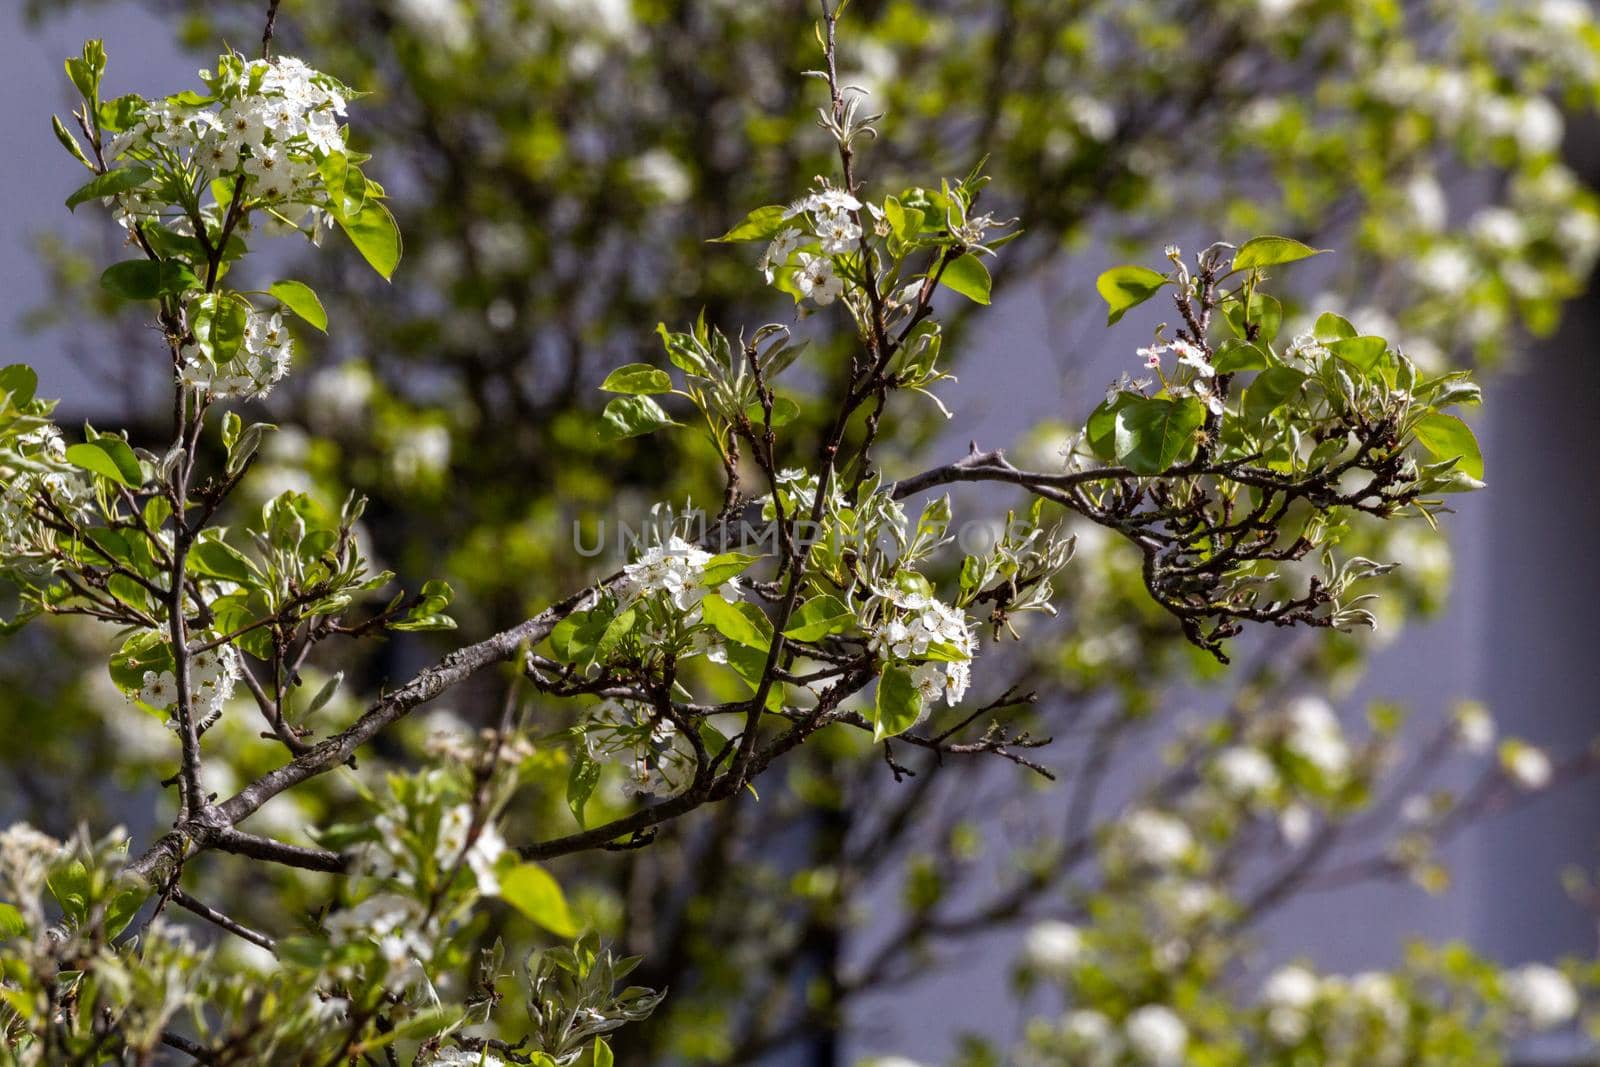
0, 5, 1595, 1065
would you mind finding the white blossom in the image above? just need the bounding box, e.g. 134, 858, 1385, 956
1124, 1005, 1187, 1066
1283, 695, 1350, 779
1505, 963, 1578, 1029
795, 252, 844, 306
1262, 964, 1321, 1010
1503, 744, 1552, 790
619, 534, 740, 614
761, 227, 804, 282
1118, 809, 1194, 869
1022, 920, 1084, 974
1454, 703, 1496, 754
1062, 1010, 1120, 1067
1214, 746, 1278, 798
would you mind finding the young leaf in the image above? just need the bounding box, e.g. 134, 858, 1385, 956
1224, 292, 1282, 343
1212, 339, 1271, 374
269, 280, 328, 332
0, 364, 38, 408
568, 752, 602, 828
1233, 235, 1328, 271
699, 552, 759, 587
337, 200, 402, 280
1086, 392, 1139, 460
782, 594, 854, 642
498, 862, 578, 938
939, 253, 992, 305
1112, 397, 1205, 475
1327, 335, 1388, 373
1096, 265, 1168, 325
65, 165, 152, 211
701, 593, 768, 650
1313, 311, 1358, 342
594, 607, 638, 661
100, 260, 198, 301
598, 395, 679, 441
1243, 367, 1308, 420
710, 204, 790, 243
873, 665, 924, 742
1412, 413, 1484, 480
65, 437, 143, 487
188, 539, 258, 585
600, 363, 672, 395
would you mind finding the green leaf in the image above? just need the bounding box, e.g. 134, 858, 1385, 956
65, 40, 105, 104
1086, 392, 1139, 460
593, 1038, 615, 1067
701, 593, 768, 650
1412, 413, 1484, 480
1234, 235, 1328, 271
47, 861, 90, 924
873, 665, 924, 742
1224, 292, 1282, 343
939, 253, 992, 305
337, 200, 402, 280
499, 862, 578, 938
710, 205, 790, 243
743, 396, 801, 427
600, 363, 672, 395
1243, 367, 1308, 420
782, 594, 854, 642
1314, 312, 1358, 343
65, 437, 142, 487
595, 607, 638, 661
268, 280, 328, 332
550, 608, 611, 665
65, 166, 152, 211
1212, 339, 1271, 374
109, 630, 174, 694
1327, 336, 1388, 373
1096, 265, 1167, 325
0, 364, 38, 408
884, 196, 925, 242
388, 613, 457, 632
598, 395, 679, 441
52, 116, 93, 169
100, 259, 198, 301
0, 902, 24, 939
724, 641, 785, 711
188, 539, 257, 585
193, 294, 251, 363
567, 753, 601, 828
699, 552, 759, 587
1112, 397, 1205, 475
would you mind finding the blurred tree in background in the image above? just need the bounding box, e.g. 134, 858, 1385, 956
6, 1, 1600, 1064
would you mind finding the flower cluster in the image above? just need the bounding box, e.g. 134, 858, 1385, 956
322, 892, 436, 993
178, 307, 294, 400
758, 184, 863, 305
867, 582, 977, 708
0, 823, 62, 913
1110, 808, 1196, 872
1050, 1004, 1188, 1067
105, 54, 351, 235
137, 644, 240, 729
421, 709, 537, 766
618, 534, 740, 615
1278, 694, 1351, 782
581, 701, 686, 797
0, 463, 93, 567
352, 799, 506, 897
